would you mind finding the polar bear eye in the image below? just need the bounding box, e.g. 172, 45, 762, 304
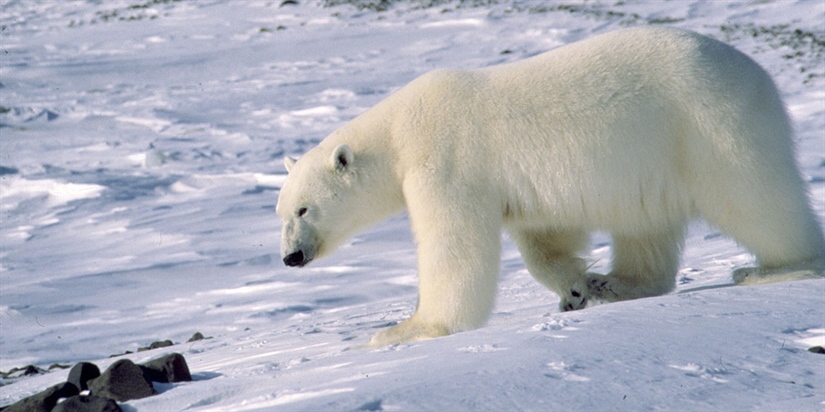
297, 207, 308, 217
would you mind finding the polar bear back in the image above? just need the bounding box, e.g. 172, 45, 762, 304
379, 27, 795, 234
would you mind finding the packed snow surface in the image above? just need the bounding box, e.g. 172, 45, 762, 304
1, 0, 824, 410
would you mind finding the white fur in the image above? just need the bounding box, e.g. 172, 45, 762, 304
276, 27, 825, 346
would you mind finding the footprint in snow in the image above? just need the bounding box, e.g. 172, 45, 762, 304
544, 361, 590, 382
531, 318, 582, 334
457, 344, 507, 353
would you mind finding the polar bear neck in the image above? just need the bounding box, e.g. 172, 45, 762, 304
321, 104, 407, 227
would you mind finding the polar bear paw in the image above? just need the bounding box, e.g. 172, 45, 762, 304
585, 273, 620, 301
560, 271, 617, 311
559, 282, 588, 312
368, 319, 450, 347
733, 262, 824, 286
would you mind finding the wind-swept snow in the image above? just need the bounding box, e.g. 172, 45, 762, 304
1, 0, 823, 410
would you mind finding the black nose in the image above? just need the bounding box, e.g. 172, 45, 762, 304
283, 250, 305, 267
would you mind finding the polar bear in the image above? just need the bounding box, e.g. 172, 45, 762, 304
276, 27, 825, 346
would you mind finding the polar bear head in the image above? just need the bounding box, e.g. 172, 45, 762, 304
276, 144, 359, 267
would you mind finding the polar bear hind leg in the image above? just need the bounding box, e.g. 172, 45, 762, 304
508, 228, 591, 311
708, 181, 825, 286
685, 99, 825, 286
584, 226, 685, 304
703, 163, 825, 285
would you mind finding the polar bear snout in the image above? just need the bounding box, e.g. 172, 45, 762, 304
283, 250, 307, 267
279, 215, 320, 268
282, 241, 317, 267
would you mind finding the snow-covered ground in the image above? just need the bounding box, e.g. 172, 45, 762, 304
1, 0, 823, 410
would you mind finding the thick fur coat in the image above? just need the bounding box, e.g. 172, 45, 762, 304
276, 27, 825, 346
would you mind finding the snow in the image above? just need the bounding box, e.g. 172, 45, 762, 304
1, 0, 823, 410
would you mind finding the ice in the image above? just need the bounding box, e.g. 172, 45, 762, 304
0, 177, 105, 210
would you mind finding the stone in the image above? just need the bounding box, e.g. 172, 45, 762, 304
53, 395, 122, 412
68, 362, 101, 391
3, 382, 79, 412
187, 332, 206, 342
140, 353, 192, 383
137, 339, 173, 352
21, 365, 45, 376
89, 359, 156, 402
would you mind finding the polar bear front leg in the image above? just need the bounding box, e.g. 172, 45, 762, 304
369, 180, 502, 347
369, 216, 502, 346
368, 315, 451, 347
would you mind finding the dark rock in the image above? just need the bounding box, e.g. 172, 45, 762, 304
53, 395, 122, 412
187, 332, 207, 342
356, 399, 383, 411
89, 359, 156, 402
140, 353, 192, 383
0, 365, 43, 380
138, 339, 173, 352
22, 365, 46, 376
108, 350, 133, 358
3, 354, 192, 410
68, 362, 101, 391
3, 382, 79, 412
809, 346, 825, 354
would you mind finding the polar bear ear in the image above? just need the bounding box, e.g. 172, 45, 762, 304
284, 156, 298, 173
331, 144, 354, 172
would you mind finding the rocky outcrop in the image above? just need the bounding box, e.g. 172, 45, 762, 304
2, 382, 79, 412
89, 359, 157, 402
1, 353, 191, 412
52, 395, 121, 412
